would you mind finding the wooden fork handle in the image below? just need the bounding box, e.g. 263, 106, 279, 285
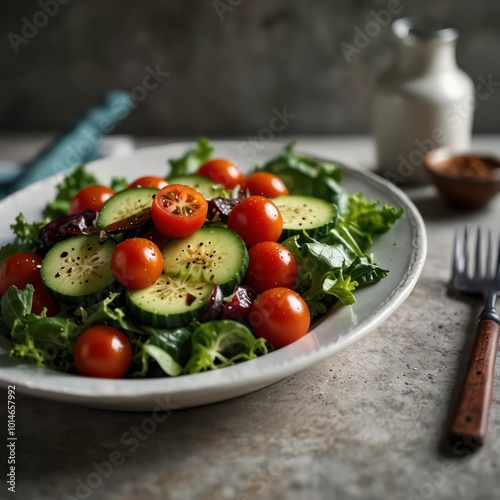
450, 319, 500, 447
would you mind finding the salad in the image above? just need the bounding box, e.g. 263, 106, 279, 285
0, 140, 403, 379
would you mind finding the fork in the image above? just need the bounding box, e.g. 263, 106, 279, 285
449, 226, 500, 447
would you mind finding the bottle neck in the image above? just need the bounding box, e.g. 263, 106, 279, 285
396, 40, 457, 75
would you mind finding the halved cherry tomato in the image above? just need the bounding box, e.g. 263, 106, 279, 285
74, 326, 132, 378
245, 242, 298, 293
249, 287, 310, 348
227, 196, 283, 247
111, 238, 163, 289
0, 252, 59, 315
152, 184, 208, 238
197, 159, 245, 190
128, 176, 169, 189
245, 172, 289, 198
69, 185, 115, 214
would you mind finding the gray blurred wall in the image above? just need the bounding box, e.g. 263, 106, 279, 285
1, 0, 500, 136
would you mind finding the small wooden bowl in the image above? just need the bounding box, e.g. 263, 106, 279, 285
424, 148, 500, 209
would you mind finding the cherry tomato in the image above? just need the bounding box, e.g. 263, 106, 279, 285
228, 196, 283, 247
69, 185, 115, 214
197, 159, 246, 189
245, 242, 298, 293
111, 238, 163, 289
152, 184, 208, 238
74, 326, 132, 378
0, 252, 43, 296
0, 252, 59, 316
249, 288, 310, 348
245, 172, 289, 198
128, 176, 168, 189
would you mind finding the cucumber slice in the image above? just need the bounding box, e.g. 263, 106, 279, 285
273, 195, 337, 239
41, 234, 118, 306
162, 226, 248, 295
167, 175, 226, 200
127, 274, 213, 328
97, 187, 158, 230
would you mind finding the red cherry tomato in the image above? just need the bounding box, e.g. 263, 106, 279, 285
245, 242, 298, 293
69, 185, 115, 214
111, 238, 163, 289
128, 176, 169, 189
0, 252, 43, 296
245, 172, 289, 198
249, 288, 310, 348
228, 196, 283, 247
197, 159, 246, 189
0, 252, 59, 316
151, 184, 208, 238
74, 326, 132, 378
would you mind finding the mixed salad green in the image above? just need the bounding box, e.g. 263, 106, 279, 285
0, 140, 403, 378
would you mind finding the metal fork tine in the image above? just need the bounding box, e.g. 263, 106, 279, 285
475, 227, 482, 278
464, 225, 470, 276
486, 229, 493, 278
496, 234, 500, 279
452, 228, 460, 275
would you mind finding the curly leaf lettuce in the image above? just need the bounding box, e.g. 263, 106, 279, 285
184, 320, 268, 374
0, 214, 48, 265
338, 194, 404, 251
0, 285, 80, 370
282, 233, 389, 317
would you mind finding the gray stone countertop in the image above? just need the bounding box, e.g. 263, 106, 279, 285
1, 136, 500, 500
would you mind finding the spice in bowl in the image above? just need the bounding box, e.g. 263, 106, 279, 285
438, 155, 500, 179
424, 149, 500, 209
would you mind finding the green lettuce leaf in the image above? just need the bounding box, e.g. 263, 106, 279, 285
10, 213, 47, 247
167, 137, 214, 178
110, 176, 129, 192
261, 141, 347, 210
133, 327, 192, 377
282, 233, 389, 317
1, 286, 81, 370
338, 194, 404, 251
184, 320, 268, 374
1, 284, 34, 330
0, 214, 48, 264
141, 345, 183, 377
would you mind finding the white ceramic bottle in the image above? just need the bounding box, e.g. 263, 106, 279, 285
373, 18, 474, 184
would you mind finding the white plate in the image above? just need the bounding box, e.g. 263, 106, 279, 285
0, 142, 426, 411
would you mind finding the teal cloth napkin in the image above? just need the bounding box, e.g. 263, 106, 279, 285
1, 90, 134, 197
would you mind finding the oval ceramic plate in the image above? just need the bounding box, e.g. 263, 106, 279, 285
0, 142, 426, 411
